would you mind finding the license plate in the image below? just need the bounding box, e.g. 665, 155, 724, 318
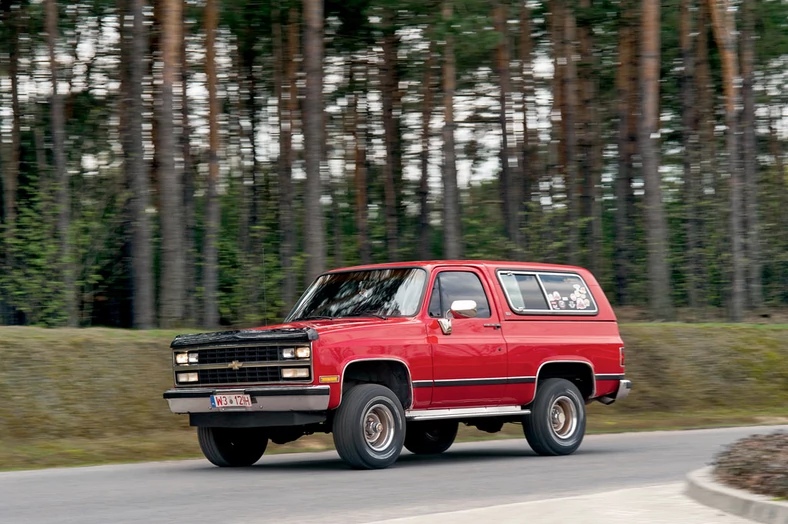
210, 394, 252, 408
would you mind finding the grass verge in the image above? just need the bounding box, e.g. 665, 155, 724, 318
2, 324, 787, 471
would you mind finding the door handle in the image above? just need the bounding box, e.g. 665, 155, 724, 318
483, 323, 501, 329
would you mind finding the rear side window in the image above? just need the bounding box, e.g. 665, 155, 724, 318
497, 271, 598, 315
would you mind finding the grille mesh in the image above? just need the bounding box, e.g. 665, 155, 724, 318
196, 346, 281, 365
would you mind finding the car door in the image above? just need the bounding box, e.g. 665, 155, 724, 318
426, 268, 507, 407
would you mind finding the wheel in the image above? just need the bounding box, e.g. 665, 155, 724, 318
404, 420, 458, 455
332, 384, 406, 469
523, 378, 586, 456
197, 426, 268, 467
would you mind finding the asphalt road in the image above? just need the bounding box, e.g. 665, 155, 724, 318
2, 425, 786, 524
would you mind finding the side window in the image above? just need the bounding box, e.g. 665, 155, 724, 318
539, 273, 597, 312
499, 273, 549, 311
430, 271, 491, 319
497, 270, 598, 314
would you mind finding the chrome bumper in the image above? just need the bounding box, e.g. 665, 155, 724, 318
163, 385, 331, 414
597, 379, 632, 405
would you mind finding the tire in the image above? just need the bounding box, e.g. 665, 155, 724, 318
197, 426, 268, 467
332, 384, 406, 469
523, 378, 586, 456
404, 420, 458, 455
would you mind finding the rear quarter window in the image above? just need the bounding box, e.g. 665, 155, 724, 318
496, 270, 598, 315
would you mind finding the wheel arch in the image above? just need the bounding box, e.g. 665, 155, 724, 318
534, 360, 596, 401
340, 358, 413, 410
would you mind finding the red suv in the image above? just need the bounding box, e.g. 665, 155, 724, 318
164, 260, 631, 469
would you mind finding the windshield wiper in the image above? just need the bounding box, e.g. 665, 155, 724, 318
346, 310, 389, 320
294, 315, 336, 321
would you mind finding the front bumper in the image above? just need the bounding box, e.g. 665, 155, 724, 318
597, 379, 632, 405
163, 385, 330, 413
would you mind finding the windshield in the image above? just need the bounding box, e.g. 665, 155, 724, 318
286, 268, 428, 321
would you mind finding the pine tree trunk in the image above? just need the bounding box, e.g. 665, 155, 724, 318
681, 0, 701, 310
741, 0, 761, 309
707, 0, 744, 321
562, 2, 580, 266
640, 0, 674, 320
381, 10, 399, 261
203, 0, 220, 328
46, 0, 78, 327
614, 0, 635, 305
126, 0, 155, 329
442, 0, 462, 259
303, 0, 326, 280
353, 60, 371, 265
494, 1, 521, 254
158, 0, 184, 327
418, 41, 434, 261
182, 9, 196, 326
519, 2, 534, 255
6, 6, 20, 229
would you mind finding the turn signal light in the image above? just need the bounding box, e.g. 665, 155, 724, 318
282, 368, 309, 379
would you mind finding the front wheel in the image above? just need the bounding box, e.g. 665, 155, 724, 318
523, 378, 586, 456
197, 426, 268, 467
332, 384, 406, 469
404, 420, 458, 455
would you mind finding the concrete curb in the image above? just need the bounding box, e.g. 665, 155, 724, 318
686, 466, 788, 524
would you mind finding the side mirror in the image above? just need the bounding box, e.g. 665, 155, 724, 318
449, 300, 478, 319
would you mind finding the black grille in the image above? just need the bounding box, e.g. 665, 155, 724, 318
197, 367, 293, 385
196, 346, 282, 365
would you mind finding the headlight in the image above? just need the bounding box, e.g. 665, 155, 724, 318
282, 348, 295, 359
281, 368, 309, 379
295, 347, 311, 359
175, 352, 198, 364
176, 372, 198, 383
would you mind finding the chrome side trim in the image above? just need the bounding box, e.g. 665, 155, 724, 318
534, 360, 597, 399
406, 405, 531, 421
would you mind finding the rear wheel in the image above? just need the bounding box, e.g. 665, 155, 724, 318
404, 420, 458, 455
523, 378, 586, 456
197, 426, 268, 467
332, 384, 406, 469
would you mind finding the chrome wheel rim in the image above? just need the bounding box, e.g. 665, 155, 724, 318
364, 403, 395, 452
550, 396, 578, 440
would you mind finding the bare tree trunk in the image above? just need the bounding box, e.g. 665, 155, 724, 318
494, 1, 521, 254
202, 0, 219, 328
741, 0, 761, 309
681, 0, 701, 310
418, 41, 434, 261
303, 0, 326, 280
278, 7, 298, 312
707, 0, 744, 321
442, 1, 462, 259
353, 60, 371, 265
640, 0, 674, 320
519, 2, 535, 254
695, 0, 714, 307
562, 2, 580, 266
157, 0, 184, 327
182, 8, 196, 326
126, 0, 155, 329
614, 0, 635, 305
578, 0, 601, 276
6, 6, 20, 229
46, 0, 78, 326
381, 10, 399, 261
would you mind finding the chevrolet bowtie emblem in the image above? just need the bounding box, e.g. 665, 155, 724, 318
228, 360, 243, 370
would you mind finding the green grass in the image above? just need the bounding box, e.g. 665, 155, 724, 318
1, 324, 787, 471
